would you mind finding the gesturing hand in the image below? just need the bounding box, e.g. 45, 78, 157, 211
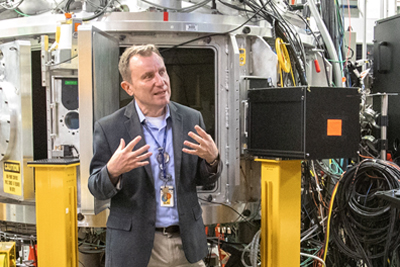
107, 136, 152, 181
182, 125, 219, 164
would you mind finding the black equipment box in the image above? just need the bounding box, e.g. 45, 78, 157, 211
247, 86, 360, 159
373, 14, 400, 155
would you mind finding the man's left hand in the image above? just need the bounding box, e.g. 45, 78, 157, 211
182, 125, 219, 164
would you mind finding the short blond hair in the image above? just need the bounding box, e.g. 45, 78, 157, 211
118, 44, 163, 83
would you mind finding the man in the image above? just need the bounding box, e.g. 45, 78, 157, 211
88, 44, 222, 267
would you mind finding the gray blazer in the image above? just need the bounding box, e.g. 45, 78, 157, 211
88, 101, 221, 267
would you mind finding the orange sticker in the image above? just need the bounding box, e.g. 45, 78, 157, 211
327, 119, 342, 136
74, 22, 81, 32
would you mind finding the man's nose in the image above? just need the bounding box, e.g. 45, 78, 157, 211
154, 73, 164, 85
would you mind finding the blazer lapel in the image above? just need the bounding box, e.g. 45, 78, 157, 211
169, 102, 183, 186
124, 101, 154, 185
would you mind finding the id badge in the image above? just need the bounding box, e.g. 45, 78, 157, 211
160, 186, 174, 207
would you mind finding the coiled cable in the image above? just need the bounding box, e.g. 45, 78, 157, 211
330, 159, 400, 267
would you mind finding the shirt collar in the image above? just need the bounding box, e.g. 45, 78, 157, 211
134, 100, 170, 123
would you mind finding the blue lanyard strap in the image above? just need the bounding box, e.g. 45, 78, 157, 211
143, 121, 170, 182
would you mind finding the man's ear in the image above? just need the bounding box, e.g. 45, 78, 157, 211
121, 81, 134, 96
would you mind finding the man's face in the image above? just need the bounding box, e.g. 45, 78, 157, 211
122, 52, 171, 115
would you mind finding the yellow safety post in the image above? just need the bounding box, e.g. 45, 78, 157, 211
28, 159, 79, 267
256, 159, 301, 267
0, 242, 16, 267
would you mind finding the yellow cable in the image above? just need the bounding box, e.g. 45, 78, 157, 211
279, 68, 283, 88
290, 69, 296, 86
275, 37, 296, 86
275, 38, 291, 73
323, 180, 340, 262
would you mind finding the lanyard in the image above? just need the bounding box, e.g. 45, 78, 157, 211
143, 120, 170, 182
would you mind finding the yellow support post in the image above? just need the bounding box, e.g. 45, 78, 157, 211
0, 242, 16, 267
28, 159, 79, 267
256, 159, 301, 267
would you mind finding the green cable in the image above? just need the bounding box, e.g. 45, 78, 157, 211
14, 9, 29, 17
300, 249, 323, 267
335, 0, 344, 33
327, 59, 346, 63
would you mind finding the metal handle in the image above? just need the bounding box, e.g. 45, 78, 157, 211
242, 100, 248, 138
377, 41, 389, 73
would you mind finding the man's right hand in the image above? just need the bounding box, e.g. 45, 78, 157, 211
106, 136, 152, 183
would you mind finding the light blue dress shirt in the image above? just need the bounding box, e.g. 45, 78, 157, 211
134, 101, 179, 228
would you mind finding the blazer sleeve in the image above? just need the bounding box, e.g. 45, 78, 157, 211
88, 121, 119, 200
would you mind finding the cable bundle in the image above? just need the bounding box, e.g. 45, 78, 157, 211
216, 0, 308, 86
330, 159, 400, 267
241, 229, 261, 267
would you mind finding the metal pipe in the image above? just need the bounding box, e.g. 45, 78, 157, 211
362, 0, 367, 71
308, 0, 343, 87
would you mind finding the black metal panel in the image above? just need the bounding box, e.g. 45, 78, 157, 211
248, 87, 304, 158
31, 51, 47, 161
373, 14, 400, 156
247, 86, 360, 159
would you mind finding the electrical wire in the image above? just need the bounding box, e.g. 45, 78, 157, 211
301, 224, 319, 243
322, 177, 340, 263
51, 0, 68, 13
301, 246, 323, 267
141, 0, 212, 13
198, 197, 257, 228
65, 0, 74, 11
241, 229, 261, 267
276, 37, 296, 87
270, 1, 307, 84
45, 54, 78, 66
86, 0, 103, 9
329, 159, 400, 267
161, 0, 272, 53
301, 252, 326, 267
301, 159, 350, 266
344, 0, 352, 62
216, 0, 308, 85
64, 0, 115, 21
81, 0, 115, 21
301, 161, 326, 235
295, 14, 331, 86
217, 0, 251, 13
13, 9, 29, 16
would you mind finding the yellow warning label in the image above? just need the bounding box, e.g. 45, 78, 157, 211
3, 161, 22, 196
